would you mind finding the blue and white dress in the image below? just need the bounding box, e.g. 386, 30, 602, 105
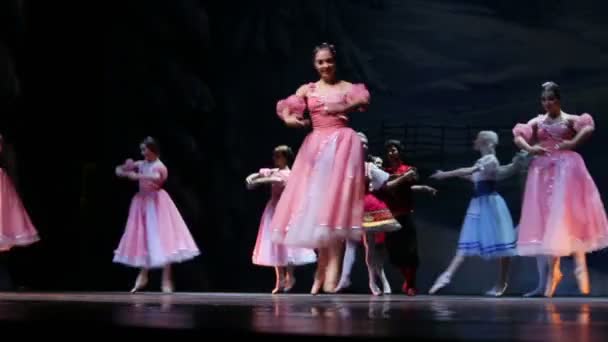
457, 155, 516, 258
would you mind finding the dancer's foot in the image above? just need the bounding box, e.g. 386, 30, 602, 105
161, 282, 174, 294
334, 278, 351, 293
485, 283, 508, 297
311, 278, 323, 295
545, 267, 563, 298
130, 271, 148, 293
381, 276, 392, 295
284, 276, 296, 293
429, 272, 451, 294
523, 286, 544, 297
369, 281, 382, 296
575, 266, 590, 295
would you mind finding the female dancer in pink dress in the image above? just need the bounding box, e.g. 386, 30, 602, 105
245, 145, 316, 294
114, 137, 200, 293
271, 43, 370, 294
513, 82, 608, 297
0, 134, 39, 251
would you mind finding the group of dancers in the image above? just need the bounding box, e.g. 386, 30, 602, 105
1, 43, 607, 298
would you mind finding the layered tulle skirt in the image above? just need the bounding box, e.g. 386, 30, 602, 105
457, 191, 517, 259
114, 189, 200, 268
517, 151, 608, 256
252, 200, 316, 266
0, 170, 39, 251
271, 127, 366, 248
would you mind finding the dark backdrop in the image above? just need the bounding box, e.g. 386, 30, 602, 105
1, 0, 607, 295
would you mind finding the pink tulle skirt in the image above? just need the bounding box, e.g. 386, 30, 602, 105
114, 189, 200, 268
0, 170, 39, 251
271, 127, 365, 248
517, 151, 608, 256
252, 200, 317, 266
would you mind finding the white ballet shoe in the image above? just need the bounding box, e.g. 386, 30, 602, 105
485, 283, 508, 297
523, 286, 544, 297
334, 278, 351, 293
429, 272, 451, 294
130, 272, 148, 293
574, 267, 590, 295
369, 281, 383, 296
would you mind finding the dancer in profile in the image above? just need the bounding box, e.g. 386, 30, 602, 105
245, 145, 316, 294
271, 43, 370, 294
114, 137, 200, 293
0, 134, 39, 252
513, 82, 608, 297
382, 140, 436, 295
428, 131, 522, 296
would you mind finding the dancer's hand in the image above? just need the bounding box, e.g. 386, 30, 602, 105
127, 172, 140, 181
557, 140, 575, 151
284, 116, 310, 128
528, 145, 548, 155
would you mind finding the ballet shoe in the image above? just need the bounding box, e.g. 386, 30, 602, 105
369, 281, 383, 296
523, 286, 544, 298
311, 279, 323, 295
574, 267, 590, 295
284, 277, 296, 293
544, 268, 563, 298
130, 272, 148, 293
485, 283, 508, 297
161, 280, 174, 294
429, 272, 451, 294
333, 279, 351, 293
382, 280, 392, 295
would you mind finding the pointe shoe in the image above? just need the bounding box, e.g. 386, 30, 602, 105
382, 280, 392, 295
272, 279, 286, 294
130, 273, 148, 293
334, 279, 351, 293
311, 278, 323, 295
575, 267, 590, 295
284, 277, 296, 293
523, 286, 544, 298
429, 272, 451, 294
369, 281, 383, 296
161, 281, 174, 294
485, 283, 508, 297
545, 268, 563, 298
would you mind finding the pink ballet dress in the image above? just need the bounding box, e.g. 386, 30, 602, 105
252, 168, 316, 266
271, 83, 370, 248
0, 168, 39, 251
513, 113, 608, 256
113, 159, 200, 268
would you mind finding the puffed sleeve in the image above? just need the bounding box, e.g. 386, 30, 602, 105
477, 155, 499, 177
345, 83, 370, 111
276, 95, 306, 120
573, 113, 595, 132
513, 116, 538, 143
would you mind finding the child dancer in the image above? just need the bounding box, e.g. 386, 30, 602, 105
0, 134, 39, 251
114, 137, 200, 293
513, 82, 608, 297
429, 131, 517, 296
245, 145, 316, 294
335, 132, 421, 295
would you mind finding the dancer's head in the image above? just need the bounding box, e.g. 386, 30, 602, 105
372, 156, 383, 168
385, 139, 404, 164
313, 43, 337, 83
140, 136, 160, 161
273, 145, 293, 168
541, 81, 561, 115
474, 131, 498, 152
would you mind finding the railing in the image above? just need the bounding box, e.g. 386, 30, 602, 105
366, 122, 517, 169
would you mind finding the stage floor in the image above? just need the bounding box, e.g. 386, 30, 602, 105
0, 292, 606, 340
